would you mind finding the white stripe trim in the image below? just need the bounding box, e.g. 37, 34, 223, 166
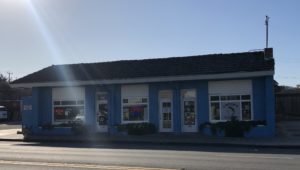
10, 71, 274, 88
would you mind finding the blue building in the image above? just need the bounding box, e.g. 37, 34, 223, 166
12, 48, 275, 137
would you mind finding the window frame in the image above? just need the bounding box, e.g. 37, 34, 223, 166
209, 93, 253, 122
52, 87, 85, 125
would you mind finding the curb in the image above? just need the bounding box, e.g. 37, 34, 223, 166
0, 138, 24, 142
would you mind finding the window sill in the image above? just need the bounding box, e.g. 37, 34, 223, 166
121, 121, 149, 124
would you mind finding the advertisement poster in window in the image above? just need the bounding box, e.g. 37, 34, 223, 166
98, 104, 108, 125
221, 102, 240, 120
183, 101, 195, 125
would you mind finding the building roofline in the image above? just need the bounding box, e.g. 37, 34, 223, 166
11, 70, 274, 88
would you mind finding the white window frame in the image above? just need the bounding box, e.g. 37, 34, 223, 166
209, 93, 253, 122
121, 85, 149, 124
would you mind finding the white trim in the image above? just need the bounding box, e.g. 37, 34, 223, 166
11, 71, 274, 88
208, 94, 253, 122
51, 87, 85, 124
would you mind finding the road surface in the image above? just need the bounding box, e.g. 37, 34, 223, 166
0, 141, 299, 169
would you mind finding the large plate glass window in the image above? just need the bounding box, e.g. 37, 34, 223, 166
210, 94, 252, 121
52, 87, 85, 124
123, 98, 148, 121
53, 100, 85, 123
121, 85, 149, 123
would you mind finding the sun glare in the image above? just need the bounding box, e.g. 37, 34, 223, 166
25, 0, 72, 84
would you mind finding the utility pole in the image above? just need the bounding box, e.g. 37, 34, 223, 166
7, 72, 12, 83
265, 15, 270, 48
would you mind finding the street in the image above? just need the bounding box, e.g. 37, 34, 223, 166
0, 141, 299, 170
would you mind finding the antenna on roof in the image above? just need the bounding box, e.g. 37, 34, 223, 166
265, 15, 270, 48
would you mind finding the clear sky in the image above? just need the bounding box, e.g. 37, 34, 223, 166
0, 0, 299, 86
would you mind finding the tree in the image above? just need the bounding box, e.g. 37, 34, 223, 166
0, 73, 12, 100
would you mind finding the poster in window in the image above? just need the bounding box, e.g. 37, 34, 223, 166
210, 103, 220, 120
98, 103, 108, 125
123, 105, 146, 121
242, 102, 251, 120
54, 106, 84, 122
221, 102, 240, 121
183, 101, 195, 125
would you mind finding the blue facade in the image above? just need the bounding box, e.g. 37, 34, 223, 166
21, 76, 275, 137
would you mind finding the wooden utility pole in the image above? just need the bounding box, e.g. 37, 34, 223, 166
7, 72, 12, 83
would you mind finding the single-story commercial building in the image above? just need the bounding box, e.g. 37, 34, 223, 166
11, 48, 275, 137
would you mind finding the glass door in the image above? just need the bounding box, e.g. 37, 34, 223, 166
96, 92, 108, 132
159, 90, 173, 132
181, 89, 197, 132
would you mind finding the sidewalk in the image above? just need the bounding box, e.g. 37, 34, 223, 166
1, 130, 300, 148
0, 129, 23, 141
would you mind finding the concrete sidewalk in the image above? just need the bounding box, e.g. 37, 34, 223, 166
1, 129, 300, 148
0, 129, 23, 141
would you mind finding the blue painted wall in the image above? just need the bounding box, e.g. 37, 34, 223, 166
23, 76, 275, 137
38, 87, 52, 126
21, 96, 33, 129
265, 76, 276, 136
252, 78, 266, 120
149, 83, 159, 128
197, 81, 209, 124
85, 85, 96, 133
31, 87, 39, 133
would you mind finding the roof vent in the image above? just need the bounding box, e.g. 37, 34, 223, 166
264, 48, 273, 59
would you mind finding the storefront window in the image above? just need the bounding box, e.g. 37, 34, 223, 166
122, 97, 148, 122
53, 100, 85, 123
210, 94, 252, 121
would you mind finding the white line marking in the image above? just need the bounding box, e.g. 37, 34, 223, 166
216, 154, 294, 160
0, 160, 177, 170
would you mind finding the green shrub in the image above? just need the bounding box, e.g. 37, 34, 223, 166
199, 119, 266, 137
116, 123, 156, 135
70, 122, 88, 135
39, 123, 54, 130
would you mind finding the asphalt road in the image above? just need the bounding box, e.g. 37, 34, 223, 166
0, 141, 299, 170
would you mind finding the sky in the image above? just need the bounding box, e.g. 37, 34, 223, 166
0, 0, 299, 86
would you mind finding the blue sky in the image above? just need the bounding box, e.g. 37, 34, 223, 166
0, 0, 299, 86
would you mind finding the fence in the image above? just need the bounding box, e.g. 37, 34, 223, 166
276, 93, 300, 121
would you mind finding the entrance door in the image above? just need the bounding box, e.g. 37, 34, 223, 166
181, 89, 197, 132
159, 90, 173, 132
96, 92, 108, 132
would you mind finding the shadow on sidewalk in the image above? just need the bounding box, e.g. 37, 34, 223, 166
12, 140, 300, 156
